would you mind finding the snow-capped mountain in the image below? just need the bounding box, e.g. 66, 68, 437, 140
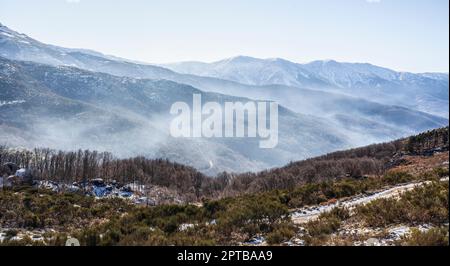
165, 56, 449, 118
2, 22, 446, 126
165, 55, 443, 89
0, 57, 363, 175
0, 22, 174, 77
1, 22, 448, 175
2, 22, 447, 118
165, 56, 329, 88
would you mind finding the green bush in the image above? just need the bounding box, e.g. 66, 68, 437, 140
305, 208, 350, 237
400, 227, 449, 246
381, 171, 414, 185
266, 223, 296, 245
434, 167, 449, 178
357, 181, 449, 227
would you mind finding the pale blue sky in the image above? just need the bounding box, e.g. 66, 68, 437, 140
0, 0, 448, 72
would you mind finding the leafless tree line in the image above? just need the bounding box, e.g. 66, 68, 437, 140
1, 127, 447, 199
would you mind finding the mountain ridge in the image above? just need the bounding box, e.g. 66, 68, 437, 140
2, 22, 448, 118
1, 23, 448, 175
164, 55, 449, 118
1, 56, 359, 175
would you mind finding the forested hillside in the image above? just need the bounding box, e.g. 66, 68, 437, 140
1, 127, 448, 201
0, 127, 448, 246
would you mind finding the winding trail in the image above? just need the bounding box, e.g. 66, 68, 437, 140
291, 177, 449, 224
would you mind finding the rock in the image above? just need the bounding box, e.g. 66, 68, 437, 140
179, 223, 195, 231
417, 224, 432, 232
15, 168, 26, 177
93, 185, 112, 197
121, 186, 133, 193
388, 225, 411, 240
6, 175, 23, 187
365, 238, 380, 246
0, 166, 34, 186
290, 238, 305, 246
38, 180, 60, 192
90, 178, 105, 187
15, 168, 33, 185
134, 196, 154, 205
1, 162, 18, 176
119, 190, 133, 198
67, 185, 80, 193
244, 235, 265, 246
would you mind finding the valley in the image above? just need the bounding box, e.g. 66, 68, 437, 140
1, 23, 449, 175
0, 127, 448, 246
0, 20, 448, 247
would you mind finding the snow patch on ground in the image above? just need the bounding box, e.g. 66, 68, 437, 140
0, 100, 26, 107
291, 177, 449, 224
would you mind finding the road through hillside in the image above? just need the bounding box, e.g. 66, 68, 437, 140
291, 177, 449, 224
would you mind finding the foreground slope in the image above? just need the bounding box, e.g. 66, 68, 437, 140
0, 128, 448, 246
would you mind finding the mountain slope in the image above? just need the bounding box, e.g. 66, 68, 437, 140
1, 23, 448, 175
1, 23, 446, 139
165, 56, 449, 118
0, 57, 356, 175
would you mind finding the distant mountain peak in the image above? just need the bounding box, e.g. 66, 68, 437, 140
0, 22, 19, 34
219, 55, 261, 64
1, 23, 449, 119
320, 59, 339, 64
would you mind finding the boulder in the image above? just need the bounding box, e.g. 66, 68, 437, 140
6, 175, 21, 187
0, 166, 33, 186
1, 162, 18, 176
15, 168, 33, 185
365, 238, 380, 246
90, 178, 105, 187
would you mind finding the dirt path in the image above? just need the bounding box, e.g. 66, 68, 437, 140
291, 177, 449, 224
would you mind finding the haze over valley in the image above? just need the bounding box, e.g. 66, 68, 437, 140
0, 22, 448, 175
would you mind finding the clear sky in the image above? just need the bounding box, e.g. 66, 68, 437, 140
0, 0, 448, 72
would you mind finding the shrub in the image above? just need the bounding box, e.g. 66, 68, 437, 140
215, 194, 289, 238
305, 208, 350, 237
400, 227, 449, 246
4, 229, 18, 239
356, 198, 406, 227
78, 228, 101, 246
266, 223, 296, 245
381, 171, 414, 185
356, 181, 449, 227
434, 167, 449, 178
